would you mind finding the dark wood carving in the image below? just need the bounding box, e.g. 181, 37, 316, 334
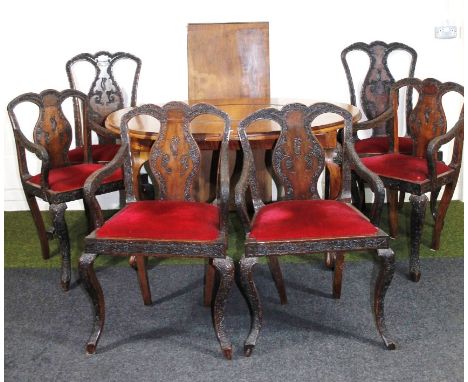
342, 41, 417, 137
66, 51, 141, 145
235, 102, 394, 355
80, 102, 234, 359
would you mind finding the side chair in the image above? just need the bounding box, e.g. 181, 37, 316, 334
359, 78, 464, 281
79, 102, 235, 359
7, 89, 124, 290
235, 102, 396, 356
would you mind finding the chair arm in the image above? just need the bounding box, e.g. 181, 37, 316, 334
83, 143, 128, 229
426, 118, 463, 186
90, 120, 120, 139
346, 140, 385, 225
13, 128, 51, 188
353, 107, 393, 133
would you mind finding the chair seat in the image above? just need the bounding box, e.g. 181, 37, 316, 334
28, 163, 123, 192
361, 153, 452, 182
355, 136, 413, 155
249, 200, 378, 242
96, 200, 220, 241
68, 144, 121, 163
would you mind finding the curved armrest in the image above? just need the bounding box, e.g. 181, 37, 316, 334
90, 120, 120, 139
13, 128, 51, 188
353, 107, 393, 133
426, 118, 463, 186
346, 140, 385, 225
83, 143, 128, 229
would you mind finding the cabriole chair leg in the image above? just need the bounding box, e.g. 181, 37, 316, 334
50, 203, 71, 291
409, 194, 428, 282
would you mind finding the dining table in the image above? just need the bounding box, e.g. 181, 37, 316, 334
104, 97, 361, 201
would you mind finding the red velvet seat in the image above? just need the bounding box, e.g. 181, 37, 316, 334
28, 164, 122, 192
96, 200, 220, 241
250, 200, 378, 241
355, 136, 413, 155
362, 154, 452, 182
68, 144, 121, 164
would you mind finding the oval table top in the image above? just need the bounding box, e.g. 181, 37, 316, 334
105, 98, 361, 143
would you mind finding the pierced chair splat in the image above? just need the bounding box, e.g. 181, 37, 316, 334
66, 51, 141, 164
7, 89, 124, 290
79, 102, 235, 359
341, 41, 417, 210
235, 102, 396, 356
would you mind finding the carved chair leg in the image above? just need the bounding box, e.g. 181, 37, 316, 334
212, 257, 234, 360
25, 194, 50, 260
79, 253, 105, 354
135, 256, 152, 305
432, 182, 456, 251
50, 203, 71, 291
387, 188, 399, 239
332, 252, 345, 299
267, 256, 287, 304
374, 248, 396, 350
324, 252, 336, 270
239, 256, 262, 357
204, 258, 216, 307
409, 194, 428, 282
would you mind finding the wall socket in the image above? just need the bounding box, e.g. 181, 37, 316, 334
435, 26, 457, 39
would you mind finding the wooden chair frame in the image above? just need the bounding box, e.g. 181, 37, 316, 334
235, 102, 396, 356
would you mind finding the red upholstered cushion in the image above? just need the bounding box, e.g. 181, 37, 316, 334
355, 136, 413, 155
28, 163, 122, 192
249, 200, 378, 241
96, 200, 220, 241
361, 153, 452, 182
68, 144, 121, 163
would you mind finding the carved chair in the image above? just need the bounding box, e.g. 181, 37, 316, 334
341, 41, 417, 210
65, 51, 141, 164
79, 102, 235, 359
359, 78, 464, 282
7, 89, 124, 290
235, 102, 396, 356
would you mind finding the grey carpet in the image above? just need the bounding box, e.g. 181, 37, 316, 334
4, 258, 463, 382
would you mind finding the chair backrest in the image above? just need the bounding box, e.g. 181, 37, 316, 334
120, 102, 231, 202
187, 22, 270, 100
7, 89, 89, 172
341, 41, 417, 137
391, 77, 464, 159
236, 103, 354, 209
66, 51, 141, 145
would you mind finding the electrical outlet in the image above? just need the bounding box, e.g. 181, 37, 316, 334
435, 26, 457, 39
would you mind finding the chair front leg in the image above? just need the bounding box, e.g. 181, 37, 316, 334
79, 253, 105, 354
239, 255, 262, 357
409, 194, 428, 282
25, 193, 50, 260
374, 248, 396, 350
212, 256, 234, 360
50, 203, 71, 291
